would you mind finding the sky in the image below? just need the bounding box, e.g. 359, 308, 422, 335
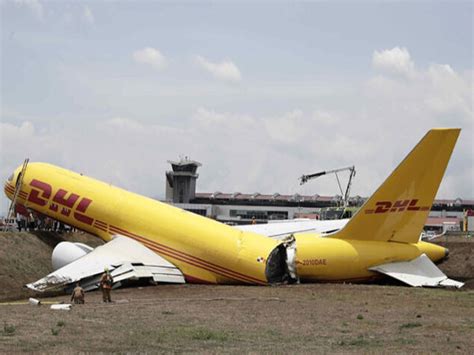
0, 0, 473, 216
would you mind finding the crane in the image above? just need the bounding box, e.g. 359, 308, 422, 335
299, 165, 356, 209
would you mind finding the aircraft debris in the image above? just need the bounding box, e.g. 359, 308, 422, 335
28, 298, 41, 306
50, 304, 72, 311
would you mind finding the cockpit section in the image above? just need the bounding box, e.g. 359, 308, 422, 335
4, 160, 29, 205
4, 172, 17, 199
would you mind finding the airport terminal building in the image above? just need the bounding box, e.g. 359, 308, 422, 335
162, 158, 474, 232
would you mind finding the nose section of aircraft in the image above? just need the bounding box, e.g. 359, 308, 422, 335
4, 164, 25, 201
4, 172, 16, 200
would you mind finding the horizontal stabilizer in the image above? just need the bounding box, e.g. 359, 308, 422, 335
27, 235, 185, 292
369, 254, 464, 288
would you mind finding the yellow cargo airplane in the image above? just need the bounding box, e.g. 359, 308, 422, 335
3, 128, 463, 290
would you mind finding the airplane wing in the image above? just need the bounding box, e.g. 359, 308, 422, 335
27, 235, 185, 292
369, 254, 464, 288
235, 219, 349, 239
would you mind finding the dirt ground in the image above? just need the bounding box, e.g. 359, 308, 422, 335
0, 232, 473, 353
1, 284, 473, 353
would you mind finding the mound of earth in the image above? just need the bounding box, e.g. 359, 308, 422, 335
0, 231, 104, 301
433, 236, 474, 288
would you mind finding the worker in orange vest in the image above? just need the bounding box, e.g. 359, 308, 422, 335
99, 268, 113, 303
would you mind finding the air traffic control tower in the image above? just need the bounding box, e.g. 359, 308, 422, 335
165, 158, 202, 203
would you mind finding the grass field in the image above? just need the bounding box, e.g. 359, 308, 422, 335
1, 284, 473, 353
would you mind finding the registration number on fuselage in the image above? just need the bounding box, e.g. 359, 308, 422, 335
300, 259, 327, 266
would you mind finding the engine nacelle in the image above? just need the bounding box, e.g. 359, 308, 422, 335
52, 242, 94, 270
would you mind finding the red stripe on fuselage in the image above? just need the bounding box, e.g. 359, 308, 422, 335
94, 220, 107, 227
183, 274, 214, 284
108, 225, 266, 285
108, 224, 265, 284
109, 227, 258, 285
4, 183, 29, 200
138, 241, 253, 285
94, 225, 108, 232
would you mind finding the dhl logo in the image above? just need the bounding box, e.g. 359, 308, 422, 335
365, 199, 430, 214
27, 179, 94, 225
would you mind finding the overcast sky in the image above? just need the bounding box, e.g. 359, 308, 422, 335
1, 1, 473, 215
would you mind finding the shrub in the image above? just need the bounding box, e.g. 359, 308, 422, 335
3, 323, 16, 336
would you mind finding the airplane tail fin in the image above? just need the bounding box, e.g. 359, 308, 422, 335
331, 128, 460, 243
